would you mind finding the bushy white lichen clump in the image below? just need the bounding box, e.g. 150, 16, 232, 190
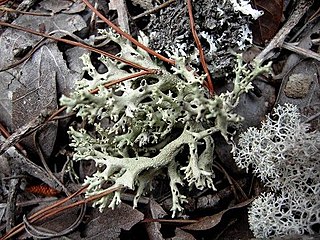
60, 29, 270, 216
233, 104, 320, 238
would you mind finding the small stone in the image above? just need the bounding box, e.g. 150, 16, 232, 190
284, 73, 312, 98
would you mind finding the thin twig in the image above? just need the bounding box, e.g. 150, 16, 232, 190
282, 41, 320, 62
1, 185, 122, 240
213, 163, 239, 202
89, 69, 159, 94
132, 0, 176, 20
0, 37, 47, 72
22, 203, 86, 238
0, 123, 25, 154
186, 0, 214, 95
48, 70, 157, 121
0, 111, 48, 155
0, 69, 157, 152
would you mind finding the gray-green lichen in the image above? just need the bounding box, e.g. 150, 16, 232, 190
60, 29, 270, 216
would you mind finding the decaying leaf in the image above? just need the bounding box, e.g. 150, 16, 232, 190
39, 0, 86, 14
251, 0, 284, 45
0, 12, 86, 156
11, 45, 58, 157
39, 0, 72, 14
70, 204, 144, 239
181, 198, 254, 231
173, 228, 196, 240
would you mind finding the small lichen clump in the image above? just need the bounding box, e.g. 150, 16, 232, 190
233, 104, 320, 238
60, 29, 270, 216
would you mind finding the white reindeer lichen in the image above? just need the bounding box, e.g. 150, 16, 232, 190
233, 104, 320, 238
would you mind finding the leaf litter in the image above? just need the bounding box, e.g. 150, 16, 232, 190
0, 0, 319, 239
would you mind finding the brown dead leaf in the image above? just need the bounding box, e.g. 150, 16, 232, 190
251, 0, 284, 45
173, 228, 196, 240
181, 198, 254, 231
0, 12, 86, 156
39, 0, 86, 14
39, 0, 72, 14
72, 203, 144, 239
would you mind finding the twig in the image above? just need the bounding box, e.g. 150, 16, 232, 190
213, 162, 248, 201
1, 183, 122, 240
0, 111, 48, 155
88, 0, 98, 34
132, 0, 176, 20
0, 0, 9, 5
282, 42, 320, 62
109, 0, 130, 34
0, 69, 157, 153
213, 163, 239, 202
0, 36, 47, 72
303, 111, 320, 124
0, 123, 25, 154
89, 69, 159, 94
0, 186, 87, 240
16, 0, 37, 12
254, 0, 314, 63
5, 177, 19, 232
186, 0, 214, 95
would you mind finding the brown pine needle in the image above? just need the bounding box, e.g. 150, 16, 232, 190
187, 0, 214, 95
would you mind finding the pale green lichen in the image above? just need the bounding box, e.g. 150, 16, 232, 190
60, 29, 270, 216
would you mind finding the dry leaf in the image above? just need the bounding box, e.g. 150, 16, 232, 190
73, 204, 144, 239
173, 228, 196, 240
0, 13, 86, 156
251, 0, 284, 45
39, 0, 72, 14
12, 45, 58, 157
181, 198, 254, 231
